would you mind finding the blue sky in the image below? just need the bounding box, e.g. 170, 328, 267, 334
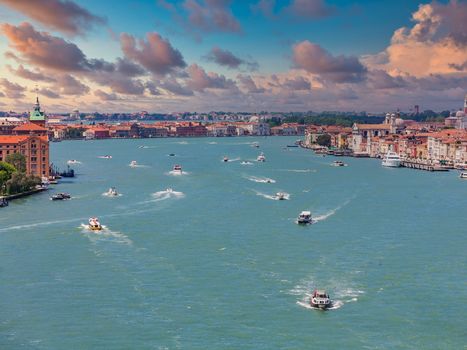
0, 0, 465, 113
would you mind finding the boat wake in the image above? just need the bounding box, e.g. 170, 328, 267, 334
176, 141, 189, 145
254, 190, 290, 201
79, 224, 132, 245
207, 141, 217, 144
167, 170, 189, 176
313, 199, 351, 223
0, 218, 84, 232
102, 192, 122, 197
67, 160, 81, 165
290, 276, 364, 311
240, 161, 254, 165
97, 156, 112, 159
129, 163, 148, 168
151, 189, 185, 201
244, 175, 275, 183
223, 157, 240, 162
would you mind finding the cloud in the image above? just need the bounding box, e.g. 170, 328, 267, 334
449, 61, 467, 72
182, 0, 241, 34
364, 1, 467, 77
293, 41, 367, 83
185, 64, 237, 91
205, 46, 259, 71
283, 76, 311, 90
7, 64, 56, 82
368, 69, 406, 90
0, 0, 106, 36
0, 78, 26, 98
94, 89, 118, 101
159, 78, 194, 96
237, 74, 265, 93
53, 74, 89, 95
38, 88, 60, 99
145, 81, 161, 96
1, 22, 89, 71
286, 0, 336, 19
120, 32, 186, 76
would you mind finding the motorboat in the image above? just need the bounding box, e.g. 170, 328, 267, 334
102, 155, 112, 159
50, 192, 71, 200
88, 217, 102, 231
223, 156, 229, 162
0, 197, 8, 208
106, 187, 119, 196
257, 153, 266, 162
382, 151, 401, 167
173, 164, 182, 173
166, 188, 173, 193
460, 172, 467, 179
129, 160, 138, 167
297, 211, 312, 224
310, 290, 331, 309
275, 192, 287, 200
252, 142, 259, 148
67, 159, 79, 165
332, 160, 346, 167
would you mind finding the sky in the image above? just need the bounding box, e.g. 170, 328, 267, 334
0, 0, 465, 114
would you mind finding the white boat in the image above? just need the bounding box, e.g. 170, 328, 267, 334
332, 160, 346, 167
67, 159, 79, 165
166, 188, 173, 193
223, 156, 229, 162
88, 217, 102, 231
382, 151, 401, 167
310, 290, 331, 309
257, 153, 266, 162
297, 211, 312, 224
275, 192, 287, 200
460, 172, 467, 179
129, 160, 138, 167
102, 155, 112, 159
252, 142, 259, 148
106, 187, 118, 196
173, 164, 182, 173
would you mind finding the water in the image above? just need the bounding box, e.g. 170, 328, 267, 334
1, 137, 466, 349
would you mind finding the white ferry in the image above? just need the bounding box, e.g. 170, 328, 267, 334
382, 151, 401, 167
88, 217, 102, 231
297, 211, 312, 224
310, 290, 331, 309
257, 153, 266, 162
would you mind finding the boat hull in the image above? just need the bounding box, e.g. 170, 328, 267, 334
382, 160, 401, 167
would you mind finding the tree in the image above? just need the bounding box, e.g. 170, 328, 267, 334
0, 161, 17, 194
5, 172, 40, 195
316, 134, 331, 147
5, 153, 26, 173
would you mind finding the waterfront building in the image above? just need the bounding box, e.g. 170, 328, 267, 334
29, 96, 46, 128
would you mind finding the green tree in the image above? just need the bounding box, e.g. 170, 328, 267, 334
316, 134, 331, 147
5, 153, 26, 173
0, 161, 17, 194
5, 172, 40, 195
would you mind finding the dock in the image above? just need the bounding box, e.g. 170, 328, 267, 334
400, 160, 448, 172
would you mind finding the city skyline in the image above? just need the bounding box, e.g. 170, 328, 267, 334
0, 0, 466, 113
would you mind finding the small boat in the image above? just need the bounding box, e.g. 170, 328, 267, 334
88, 217, 102, 231
297, 211, 312, 224
50, 192, 71, 201
252, 142, 259, 148
332, 160, 346, 167
173, 164, 182, 173
0, 197, 8, 208
166, 188, 173, 193
223, 156, 229, 162
67, 159, 79, 165
382, 151, 401, 167
102, 155, 112, 159
129, 160, 138, 167
257, 153, 266, 162
310, 290, 331, 309
169, 153, 176, 157
287, 145, 299, 148
106, 187, 119, 196
460, 172, 467, 179
275, 192, 287, 200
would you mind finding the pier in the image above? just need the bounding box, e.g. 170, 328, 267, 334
400, 160, 449, 172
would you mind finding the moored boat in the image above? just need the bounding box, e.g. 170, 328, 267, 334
297, 211, 312, 224
0, 197, 8, 208
460, 172, 467, 179
310, 290, 331, 309
88, 217, 102, 231
382, 151, 401, 167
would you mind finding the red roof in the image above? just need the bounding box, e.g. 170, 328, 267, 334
13, 123, 48, 132
0, 135, 48, 144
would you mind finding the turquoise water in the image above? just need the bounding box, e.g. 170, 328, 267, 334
1, 137, 466, 349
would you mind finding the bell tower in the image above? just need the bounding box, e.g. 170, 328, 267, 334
29, 89, 46, 127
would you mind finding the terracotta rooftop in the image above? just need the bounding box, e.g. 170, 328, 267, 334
13, 122, 48, 132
